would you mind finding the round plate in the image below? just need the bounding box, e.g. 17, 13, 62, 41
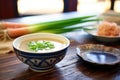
76, 44, 120, 66
86, 30, 120, 43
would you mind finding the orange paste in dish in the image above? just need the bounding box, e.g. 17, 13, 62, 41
97, 21, 120, 36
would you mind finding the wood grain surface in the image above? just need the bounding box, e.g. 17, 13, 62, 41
1, 12, 120, 80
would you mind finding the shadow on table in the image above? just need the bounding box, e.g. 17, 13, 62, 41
75, 58, 120, 80
12, 66, 64, 80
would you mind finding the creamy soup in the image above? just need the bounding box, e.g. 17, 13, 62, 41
19, 38, 66, 53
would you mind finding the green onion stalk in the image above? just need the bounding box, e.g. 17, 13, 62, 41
0, 15, 100, 41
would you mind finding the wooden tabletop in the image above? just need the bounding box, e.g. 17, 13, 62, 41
1, 12, 120, 80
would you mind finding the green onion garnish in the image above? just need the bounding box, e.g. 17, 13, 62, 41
28, 41, 55, 52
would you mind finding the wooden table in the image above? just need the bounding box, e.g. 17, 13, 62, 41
1, 12, 120, 80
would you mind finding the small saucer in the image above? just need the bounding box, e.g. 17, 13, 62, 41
76, 44, 120, 66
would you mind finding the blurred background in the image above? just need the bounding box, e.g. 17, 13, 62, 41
0, 0, 120, 19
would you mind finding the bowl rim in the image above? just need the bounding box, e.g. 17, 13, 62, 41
13, 33, 70, 54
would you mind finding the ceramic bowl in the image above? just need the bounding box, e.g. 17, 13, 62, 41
76, 44, 120, 66
100, 11, 120, 25
13, 33, 70, 72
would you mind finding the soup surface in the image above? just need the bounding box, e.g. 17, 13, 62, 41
19, 38, 66, 53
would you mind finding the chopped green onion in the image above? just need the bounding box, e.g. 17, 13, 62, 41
28, 41, 55, 52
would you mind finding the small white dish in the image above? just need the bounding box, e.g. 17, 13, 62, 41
86, 30, 120, 42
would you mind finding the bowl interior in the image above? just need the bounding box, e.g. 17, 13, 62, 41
13, 33, 70, 53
